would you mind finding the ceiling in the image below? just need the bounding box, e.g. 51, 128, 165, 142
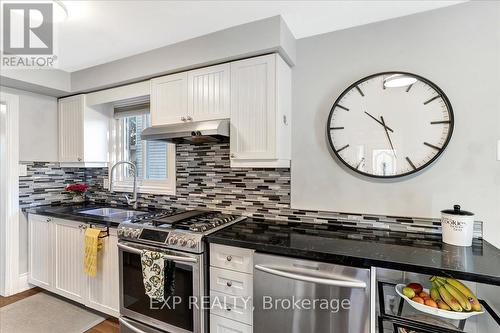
56, 1, 464, 72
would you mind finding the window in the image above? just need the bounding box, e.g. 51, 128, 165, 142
111, 112, 176, 195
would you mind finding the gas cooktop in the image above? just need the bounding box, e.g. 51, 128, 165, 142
117, 209, 245, 253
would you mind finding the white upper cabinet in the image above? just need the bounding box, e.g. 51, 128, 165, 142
58, 94, 111, 167
150, 72, 188, 126
230, 54, 291, 168
188, 63, 230, 121
59, 95, 84, 163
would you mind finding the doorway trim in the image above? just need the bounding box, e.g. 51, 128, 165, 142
0, 91, 20, 296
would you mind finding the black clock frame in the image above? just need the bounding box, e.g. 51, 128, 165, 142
326, 71, 454, 179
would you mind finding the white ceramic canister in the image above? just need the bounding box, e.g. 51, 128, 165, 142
441, 205, 475, 247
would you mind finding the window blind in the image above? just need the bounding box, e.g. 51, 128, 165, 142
113, 95, 150, 119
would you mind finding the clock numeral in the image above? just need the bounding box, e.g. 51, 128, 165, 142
355, 86, 365, 97
405, 84, 413, 93
336, 144, 349, 153
356, 157, 365, 170
330, 126, 344, 130
423, 95, 441, 105
405, 157, 417, 170
424, 142, 441, 150
430, 120, 451, 125
337, 104, 350, 111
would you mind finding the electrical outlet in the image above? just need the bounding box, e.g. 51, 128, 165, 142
18, 164, 27, 177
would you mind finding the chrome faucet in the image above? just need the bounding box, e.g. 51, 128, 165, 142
109, 161, 138, 209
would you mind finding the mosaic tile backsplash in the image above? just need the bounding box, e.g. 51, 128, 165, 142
20, 143, 483, 238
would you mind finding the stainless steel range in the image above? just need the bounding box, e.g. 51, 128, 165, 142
117, 209, 245, 333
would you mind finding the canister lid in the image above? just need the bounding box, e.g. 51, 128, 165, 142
441, 205, 474, 216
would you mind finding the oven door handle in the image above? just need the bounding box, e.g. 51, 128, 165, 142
119, 317, 148, 333
254, 264, 367, 288
117, 243, 198, 263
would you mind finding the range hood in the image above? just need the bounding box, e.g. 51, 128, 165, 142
141, 119, 229, 144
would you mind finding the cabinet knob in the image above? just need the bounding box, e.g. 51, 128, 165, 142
46, 218, 52, 222
77, 157, 82, 162
230, 153, 235, 159
186, 116, 192, 121
226, 281, 232, 287
181, 116, 186, 121
226, 255, 232, 262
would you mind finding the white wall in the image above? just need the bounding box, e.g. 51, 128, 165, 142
1, 86, 59, 163
0, 86, 58, 276
291, 1, 500, 248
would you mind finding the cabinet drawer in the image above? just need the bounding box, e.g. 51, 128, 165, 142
210, 244, 253, 273
210, 314, 253, 333
210, 267, 253, 297
210, 291, 253, 325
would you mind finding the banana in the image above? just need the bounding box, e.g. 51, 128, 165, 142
436, 280, 463, 312
445, 278, 482, 312
443, 283, 472, 311
430, 283, 452, 311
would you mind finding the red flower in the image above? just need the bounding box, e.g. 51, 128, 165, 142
65, 183, 89, 193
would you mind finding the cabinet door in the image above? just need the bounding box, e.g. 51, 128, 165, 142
230, 54, 276, 160
150, 72, 188, 126
53, 218, 86, 303
28, 214, 52, 289
58, 95, 85, 162
188, 63, 230, 121
210, 314, 253, 333
86, 228, 119, 317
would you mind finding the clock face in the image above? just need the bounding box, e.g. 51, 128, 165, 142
327, 72, 453, 178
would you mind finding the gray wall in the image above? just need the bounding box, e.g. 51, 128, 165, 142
1, 87, 59, 162
291, 1, 500, 248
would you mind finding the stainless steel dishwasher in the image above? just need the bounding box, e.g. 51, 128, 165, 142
254, 253, 371, 333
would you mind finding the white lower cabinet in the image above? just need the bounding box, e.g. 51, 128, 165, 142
210, 244, 254, 333
210, 314, 253, 333
28, 214, 53, 289
28, 214, 119, 317
86, 227, 119, 316
53, 218, 86, 302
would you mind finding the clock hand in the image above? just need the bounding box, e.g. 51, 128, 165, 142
364, 111, 394, 132
380, 116, 397, 158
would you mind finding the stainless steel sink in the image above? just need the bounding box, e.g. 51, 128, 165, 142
79, 207, 147, 219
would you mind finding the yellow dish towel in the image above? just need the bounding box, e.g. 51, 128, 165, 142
84, 227, 103, 277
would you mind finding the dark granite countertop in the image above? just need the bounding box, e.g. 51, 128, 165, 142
24, 203, 172, 227
206, 218, 500, 286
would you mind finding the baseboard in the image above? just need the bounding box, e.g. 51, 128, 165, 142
18, 272, 33, 293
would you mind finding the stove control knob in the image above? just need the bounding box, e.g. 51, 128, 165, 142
179, 238, 187, 247
123, 228, 131, 237
132, 229, 141, 238
186, 239, 196, 248
117, 229, 123, 236
168, 236, 178, 245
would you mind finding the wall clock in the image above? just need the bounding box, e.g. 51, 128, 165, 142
327, 72, 453, 178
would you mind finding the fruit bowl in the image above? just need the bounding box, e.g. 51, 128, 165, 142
395, 284, 484, 320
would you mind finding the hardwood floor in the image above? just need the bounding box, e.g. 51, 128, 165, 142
0, 287, 120, 333
0, 287, 43, 308
85, 317, 120, 333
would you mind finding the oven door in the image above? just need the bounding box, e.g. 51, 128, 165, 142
118, 241, 205, 333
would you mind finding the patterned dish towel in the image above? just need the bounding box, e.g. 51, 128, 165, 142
84, 227, 103, 277
141, 250, 175, 301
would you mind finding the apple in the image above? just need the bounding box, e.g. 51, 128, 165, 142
412, 296, 425, 305
406, 283, 423, 294
424, 299, 438, 308
402, 287, 416, 299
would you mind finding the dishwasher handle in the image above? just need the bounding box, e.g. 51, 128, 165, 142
254, 264, 367, 289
